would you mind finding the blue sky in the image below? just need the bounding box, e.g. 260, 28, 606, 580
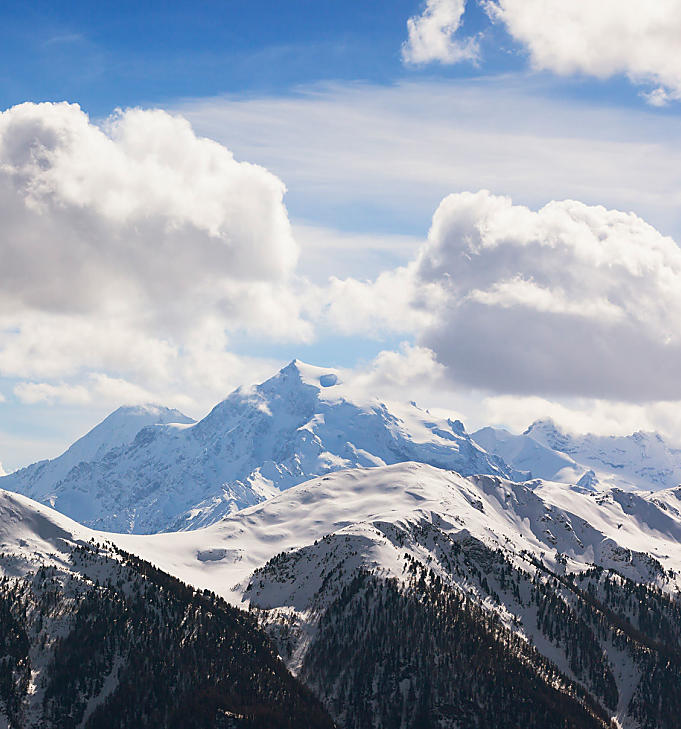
2, 0, 666, 117
0, 1, 505, 113
3, 1, 681, 469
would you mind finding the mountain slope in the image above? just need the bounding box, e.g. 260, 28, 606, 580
112, 462, 681, 729
1, 361, 519, 534
5, 460, 681, 727
472, 425, 585, 483
0, 404, 195, 505
526, 419, 681, 491
114, 462, 681, 602
0, 489, 334, 729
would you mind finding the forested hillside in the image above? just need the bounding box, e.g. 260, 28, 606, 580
0, 542, 333, 729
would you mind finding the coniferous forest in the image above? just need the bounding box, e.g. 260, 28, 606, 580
0, 543, 334, 729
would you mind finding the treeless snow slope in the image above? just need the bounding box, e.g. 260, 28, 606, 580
0, 487, 98, 576
111, 462, 681, 605
4, 459, 681, 601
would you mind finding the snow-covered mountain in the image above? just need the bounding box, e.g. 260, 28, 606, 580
0, 360, 519, 534
4, 458, 681, 727
0, 488, 333, 729
472, 420, 681, 493
115, 461, 681, 605
0, 403, 195, 504
525, 419, 681, 491
111, 462, 681, 729
472, 425, 585, 484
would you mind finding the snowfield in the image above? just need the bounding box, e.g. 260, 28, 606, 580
110, 462, 681, 604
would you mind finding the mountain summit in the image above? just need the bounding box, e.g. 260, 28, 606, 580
1, 360, 517, 534
524, 418, 681, 490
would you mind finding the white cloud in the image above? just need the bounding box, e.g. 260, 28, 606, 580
1, 313, 281, 414
0, 102, 300, 326
14, 381, 91, 405
13, 374, 185, 410
341, 346, 681, 447
643, 87, 675, 107
315, 190, 681, 404
178, 80, 681, 248
486, 0, 681, 102
0, 462, 5, 477
350, 343, 448, 394
315, 266, 439, 337
409, 190, 681, 400
475, 393, 681, 447
0, 102, 313, 416
402, 0, 478, 65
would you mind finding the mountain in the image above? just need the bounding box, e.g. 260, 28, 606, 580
0, 404, 195, 506
5, 459, 681, 727
0, 488, 334, 729
1, 360, 519, 534
525, 419, 681, 491
472, 425, 585, 483
113, 462, 681, 729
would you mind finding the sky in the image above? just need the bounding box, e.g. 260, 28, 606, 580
3, 0, 681, 470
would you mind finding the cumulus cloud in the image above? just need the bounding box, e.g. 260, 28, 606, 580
478, 394, 681, 440
316, 266, 439, 337
402, 0, 478, 65
0, 102, 298, 320
351, 343, 448, 393
0, 102, 311, 412
12, 373, 194, 410
486, 0, 681, 102
410, 190, 681, 401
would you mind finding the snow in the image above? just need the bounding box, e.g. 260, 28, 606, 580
525, 418, 681, 491
0, 360, 516, 533
3, 459, 681, 725
0, 404, 195, 504
473, 420, 681, 493
4, 411, 681, 604
472, 425, 582, 482
0, 488, 98, 581
109, 462, 681, 607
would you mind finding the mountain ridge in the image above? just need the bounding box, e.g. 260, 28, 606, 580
4, 457, 681, 727
0, 360, 520, 534
525, 418, 681, 491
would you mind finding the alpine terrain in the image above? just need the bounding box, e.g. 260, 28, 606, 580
0, 488, 334, 729
110, 462, 681, 729
3, 363, 681, 728
1, 361, 519, 534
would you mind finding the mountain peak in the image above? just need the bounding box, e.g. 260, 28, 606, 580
108, 403, 195, 425
272, 359, 342, 390
523, 418, 560, 436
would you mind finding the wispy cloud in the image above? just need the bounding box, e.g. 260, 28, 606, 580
43, 32, 86, 47
177, 78, 681, 240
